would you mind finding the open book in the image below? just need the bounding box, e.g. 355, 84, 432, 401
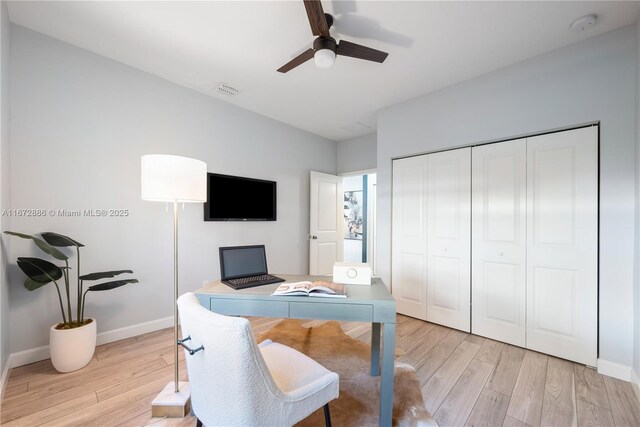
272, 281, 347, 298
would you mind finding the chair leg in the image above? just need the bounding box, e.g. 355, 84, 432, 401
323, 403, 331, 427
196, 417, 203, 427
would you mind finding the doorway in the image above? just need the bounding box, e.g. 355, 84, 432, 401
342, 172, 376, 272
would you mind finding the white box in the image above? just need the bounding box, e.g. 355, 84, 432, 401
333, 262, 372, 285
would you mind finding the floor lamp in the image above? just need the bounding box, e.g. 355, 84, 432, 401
141, 154, 207, 418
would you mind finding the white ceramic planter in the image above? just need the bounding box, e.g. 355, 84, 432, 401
50, 318, 97, 373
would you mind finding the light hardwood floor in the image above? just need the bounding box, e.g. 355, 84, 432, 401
2, 315, 639, 426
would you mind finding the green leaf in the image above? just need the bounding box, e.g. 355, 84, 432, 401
33, 238, 68, 260
41, 232, 84, 247
5, 231, 68, 260
87, 279, 138, 292
16, 257, 63, 285
4, 231, 33, 239
80, 270, 133, 281
24, 277, 50, 291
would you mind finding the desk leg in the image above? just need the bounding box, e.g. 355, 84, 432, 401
371, 322, 381, 376
379, 322, 396, 427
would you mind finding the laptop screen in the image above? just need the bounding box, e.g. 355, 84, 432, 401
219, 245, 268, 279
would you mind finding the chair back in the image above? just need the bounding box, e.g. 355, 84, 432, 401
177, 293, 284, 425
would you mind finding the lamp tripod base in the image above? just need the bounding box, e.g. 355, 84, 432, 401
151, 381, 191, 418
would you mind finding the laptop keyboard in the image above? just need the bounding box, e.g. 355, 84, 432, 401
223, 274, 284, 289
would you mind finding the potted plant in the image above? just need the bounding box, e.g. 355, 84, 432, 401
4, 231, 138, 372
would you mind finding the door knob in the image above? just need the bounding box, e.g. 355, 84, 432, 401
310, 235, 318, 240
498, 251, 504, 256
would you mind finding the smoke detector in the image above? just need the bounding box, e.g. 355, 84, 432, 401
216, 82, 239, 96
570, 15, 597, 32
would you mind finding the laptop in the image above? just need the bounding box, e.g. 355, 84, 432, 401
219, 245, 285, 290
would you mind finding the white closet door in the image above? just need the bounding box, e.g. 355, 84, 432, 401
392, 155, 428, 319
526, 127, 598, 366
426, 148, 471, 332
471, 140, 526, 346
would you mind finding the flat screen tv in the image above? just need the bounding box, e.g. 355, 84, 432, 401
204, 173, 277, 221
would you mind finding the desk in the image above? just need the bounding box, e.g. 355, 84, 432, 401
194, 275, 397, 426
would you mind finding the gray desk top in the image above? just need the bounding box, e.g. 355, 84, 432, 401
195, 275, 395, 306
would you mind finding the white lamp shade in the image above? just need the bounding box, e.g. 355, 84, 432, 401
141, 154, 207, 203
314, 49, 336, 68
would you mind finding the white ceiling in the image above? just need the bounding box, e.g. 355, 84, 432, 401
7, 1, 640, 141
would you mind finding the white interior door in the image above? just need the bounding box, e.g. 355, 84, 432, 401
309, 171, 343, 275
392, 156, 428, 320
426, 148, 471, 332
526, 127, 598, 366
472, 140, 527, 346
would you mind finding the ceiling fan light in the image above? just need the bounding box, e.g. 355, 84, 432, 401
314, 49, 336, 68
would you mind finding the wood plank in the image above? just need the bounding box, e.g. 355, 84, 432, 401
1, 357, 168, 423
505, 350, 548, 426
2, 393, 98, 426
397, 324, 451, 368
574, 364, 610, 409
2, 381, 28, 399
576, 399, 615, 427
465, 389, 510, 427
422, 340, 481, 413
540, 357, 577, 426
97, 359, 187, 402
465, 334, 487, 346
39, 369, 174, 426
486, 345, 526, 396
415, 329, 467, 385
502, 415, 529, 427
603, 375, 640, 427
474, 339, 505, 365
434, 359, 494, 426
397, 321, 434, 352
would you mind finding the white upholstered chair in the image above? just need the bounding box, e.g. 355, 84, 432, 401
177, 292, 339, 427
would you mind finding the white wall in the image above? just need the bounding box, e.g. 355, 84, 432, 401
0, 0, 11, 384
337, 133, 376, 174
377, 26, 637, 373
7, 25, 336, 355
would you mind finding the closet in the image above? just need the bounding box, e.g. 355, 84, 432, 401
391, 126, 598, 366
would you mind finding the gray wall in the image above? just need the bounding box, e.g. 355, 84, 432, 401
377, 25, 637, 369
0, 0, 10, 379
8, 25, 336, 354
337, 133, 376, 174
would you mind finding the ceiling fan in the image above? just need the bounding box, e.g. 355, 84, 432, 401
277, 0, 389, 73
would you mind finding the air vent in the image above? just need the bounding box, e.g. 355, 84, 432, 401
216, 82, 239, 96
341, 121, 372, 133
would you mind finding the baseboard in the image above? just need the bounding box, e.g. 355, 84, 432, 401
631, 369, 640, 406
0, 354, 11, 402
598, 358, 632, 382
6, 316, 174, 370
95, 316, 173, 346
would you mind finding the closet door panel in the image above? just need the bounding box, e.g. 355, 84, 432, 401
526, 126, 598, 366
426, 148, 471, 332
471, 140, 526, 346
392, 155, 428, 320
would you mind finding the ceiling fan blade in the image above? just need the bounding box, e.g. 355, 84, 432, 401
303, 0, 330, 37
277, 48, 315, 73
337, 40, 388, 63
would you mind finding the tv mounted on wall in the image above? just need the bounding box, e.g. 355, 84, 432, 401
204, 173, 277, 221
